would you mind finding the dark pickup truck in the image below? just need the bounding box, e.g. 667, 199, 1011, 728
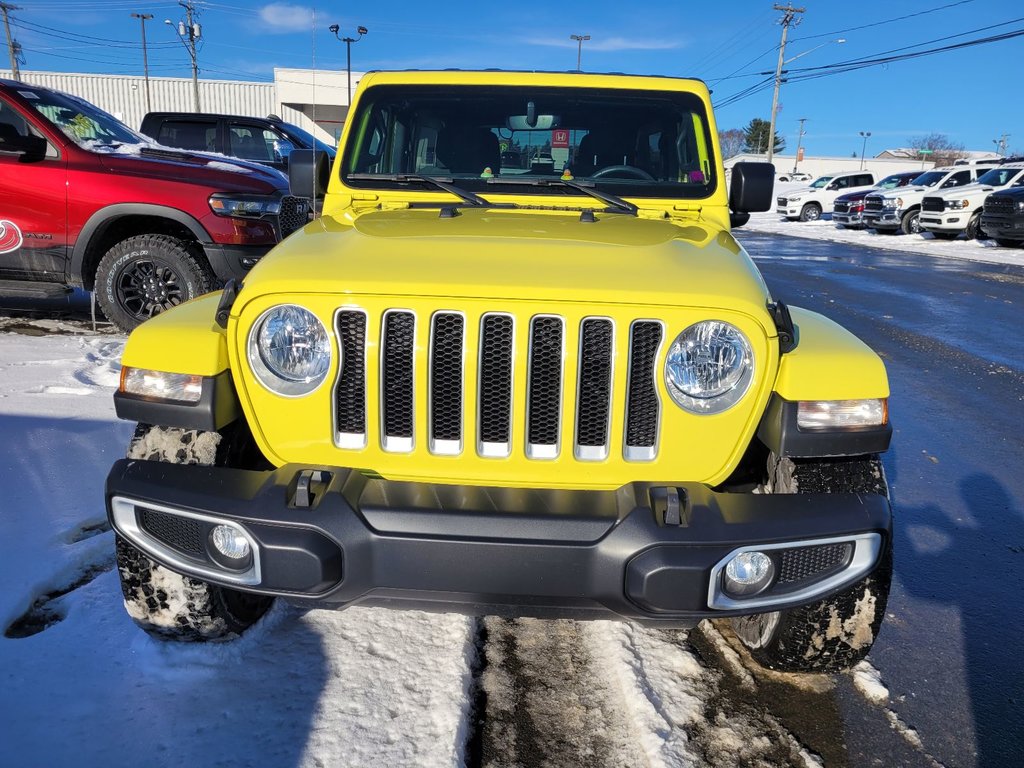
0, 80, 309, 331
981, 186, 1024, 246
140, 112, 336, 173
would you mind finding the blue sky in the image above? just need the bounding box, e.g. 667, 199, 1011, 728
15, 0, 1024, 157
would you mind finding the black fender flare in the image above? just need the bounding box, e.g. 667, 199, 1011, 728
70, 203, 212, 289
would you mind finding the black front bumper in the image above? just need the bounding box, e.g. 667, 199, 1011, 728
106, 460, 891, 626
981, 213, 1024, 241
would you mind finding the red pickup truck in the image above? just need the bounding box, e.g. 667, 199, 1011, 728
0, 79, 308, 331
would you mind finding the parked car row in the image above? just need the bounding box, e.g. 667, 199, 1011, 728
777, 160, 1024, 247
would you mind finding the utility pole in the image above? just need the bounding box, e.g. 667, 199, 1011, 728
1, 3, 21, 81
131, 12, 153, 113
993, 133, 1010, 156
570, 34, 590, 71
767, 3, 804, 166
792, 117, 806, 173
166, 0, 201, 111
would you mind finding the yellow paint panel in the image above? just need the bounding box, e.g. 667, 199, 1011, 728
120, 293, 228, 377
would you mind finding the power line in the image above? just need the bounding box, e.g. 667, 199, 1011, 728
791, 0, 978, 42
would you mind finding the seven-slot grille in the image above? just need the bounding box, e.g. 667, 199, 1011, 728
921, 197, 945, 213
333, 310, 664, 461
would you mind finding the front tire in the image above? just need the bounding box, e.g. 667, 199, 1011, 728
95, 234, 215, 333
900, 209, 921, 235
115, 424, 273, 641
799, 203, 822, 222
729, 455, 892, 673
965, 211, 985, 240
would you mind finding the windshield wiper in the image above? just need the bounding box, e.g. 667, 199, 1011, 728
486, 177, 638, 216
347, 173, 493, 207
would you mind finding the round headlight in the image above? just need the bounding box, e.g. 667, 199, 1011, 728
664, 321, 753, 414
248, 304, 332, 396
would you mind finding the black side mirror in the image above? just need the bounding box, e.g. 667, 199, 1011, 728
288, 149, 331, 199
729, 162, 774, 227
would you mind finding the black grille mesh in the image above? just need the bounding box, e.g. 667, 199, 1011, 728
478, 314, 514, 444
279, 196, 307, 237
921, 197, 945, 213
833, 201, 850, 213
139, 508, 205, 557
625, 321, 662, 448
336, 311, 367, 435
527, 317, 563, 446
576, 319, 613, 448
430, 313, 465, 443
985, 196, 1015, 215
382, 312, 415, 439
776, 542, 853, 585
864, 197, 884, 212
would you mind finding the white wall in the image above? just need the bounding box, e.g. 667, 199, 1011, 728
725, 152, 936, 179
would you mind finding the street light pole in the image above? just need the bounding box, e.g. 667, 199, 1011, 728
569, 34, 590, 71
330, 24, 368, 106
859, 130, 871, 170
131, 12, 153, 114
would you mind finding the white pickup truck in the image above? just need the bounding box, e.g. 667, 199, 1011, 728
863, 163, 999, 235
776, 170, 876, 222
919, 162, 1024, 240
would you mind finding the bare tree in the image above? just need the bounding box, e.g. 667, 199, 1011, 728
718, 128, 746, 159
908, 133, 968, 167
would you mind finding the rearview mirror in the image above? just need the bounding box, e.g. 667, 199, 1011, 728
507, 114, 560, 131
0, 132, 48, 163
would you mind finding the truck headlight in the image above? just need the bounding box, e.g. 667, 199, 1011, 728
948, 200, 969, 210
209, 194, 283, 218
664, 321, 753, 414
787, 195, 801, 202
248, 304, 332, 396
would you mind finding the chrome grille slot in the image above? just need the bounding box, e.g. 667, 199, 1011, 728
430, 312, 465, 455
335, 310, 367, 448
624, 321, 663, 460
381, 311, 415, 452
526, 315, 564, 459
478, 313, 514, 457
575, 318, 614, 460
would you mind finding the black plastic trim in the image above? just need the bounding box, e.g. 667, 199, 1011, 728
757, 395, 892, 458
106, 459, 891, 625
114, 370, 241, 431
201, 243, 273, 282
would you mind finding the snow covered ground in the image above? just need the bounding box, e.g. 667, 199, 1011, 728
3, 211, 1016, 765
753, 182, 1024, 268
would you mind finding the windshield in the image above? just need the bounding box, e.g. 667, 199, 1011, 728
809, 176, 833, 189
976, 167, 1024, 186
342, 84, 717, 199
21, 88, 143, 148
278, 121, 336, 156
910, 171, 945, 187
878, 174, 911, 189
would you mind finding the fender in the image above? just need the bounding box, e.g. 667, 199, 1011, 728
758, 305, 891, 458
69, 203, 212, 288
116, 292, 240, 431
773, 306, 889, 400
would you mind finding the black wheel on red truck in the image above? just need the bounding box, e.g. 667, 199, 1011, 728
95, 234, 215, 333
728, 454, 892, 673
115, 424, 274, 641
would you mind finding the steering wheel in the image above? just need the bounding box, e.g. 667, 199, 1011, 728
591, 164, 655, 180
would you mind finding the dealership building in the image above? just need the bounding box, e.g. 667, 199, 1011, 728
0, 68, 359, 146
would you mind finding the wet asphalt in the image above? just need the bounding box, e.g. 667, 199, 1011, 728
739, 231, 1024, 768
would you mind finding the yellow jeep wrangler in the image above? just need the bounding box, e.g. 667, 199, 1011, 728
106, 71, 892, 673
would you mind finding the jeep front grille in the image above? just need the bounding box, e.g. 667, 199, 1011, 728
333, 310, 665, 461
921, 197, 945, 213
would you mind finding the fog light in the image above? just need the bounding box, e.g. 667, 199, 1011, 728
723, 551, 775, 597
211, 525, 251, 560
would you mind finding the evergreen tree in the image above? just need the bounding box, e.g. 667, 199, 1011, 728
743, 119, 785, 154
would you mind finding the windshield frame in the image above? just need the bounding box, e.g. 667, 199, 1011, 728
339, 83, 719, 201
